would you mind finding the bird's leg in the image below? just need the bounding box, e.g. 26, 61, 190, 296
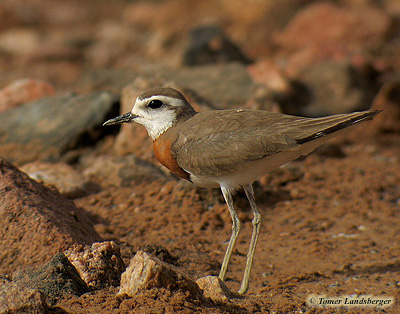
238, 184, 262, 295
219, 186, 241, 282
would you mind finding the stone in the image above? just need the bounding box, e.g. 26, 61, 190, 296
0, 158, 101, 275
75, 68, 141, 95
64, 241, 126, 290
168, 63, 258, 109
13, 253, 89, 306
370, 79, 400, 134
0, 279, 48, 314
0, 91, 119, 164
21, 161, 98, 199
82, 154, 168, 188
314, 143, 346, 159
0, 28, 42, 55
292, 61, 373, 117
273, 2, 391, 74
117, 251, 203, 300
247, 59, 290, 94
275, 2, 390, 52
183, 25, 251, 66
196, 276, 234, 302
0, 79, 55, 113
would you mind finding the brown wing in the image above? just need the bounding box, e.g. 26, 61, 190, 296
171, 109, 379, 176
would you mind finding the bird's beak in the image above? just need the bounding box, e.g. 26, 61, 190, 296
103, 112, 137, 126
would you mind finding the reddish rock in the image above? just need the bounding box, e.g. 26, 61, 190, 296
0, 279, 48, 314
274, 2, 391, 74
64, 241, 125, 290
247, 60, 289, 94
117, 250, 203, 300
275, 3, 390, 51
0, 79, 55, 113
0, 158, 101, 275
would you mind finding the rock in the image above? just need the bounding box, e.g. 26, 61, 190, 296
13, 253, 89, 306
122, 63, 258, 109
64, 241, 125, 290
314, 143, 346, 159
140, 244, 178, 267
82, 155, 168, 188
75, 68, 141, 95
85, 21, 139, 68
369, 79, 400, 134
0, 91, 119, 164
183, 25, 251, 66
275, 2, 390, 52
274, 2, 391, 74
247, 59, 290, 94
291, 61, 374, 117
0, 28, 42, 55
0, 79, 55, 113
117, 251, 203, 300
21, 161, 98, 199
0, 279, 48, 314
169, 63, 258, 109
0, 158, 101, 275
78, 63, 258, 110
196, 276, 234, 302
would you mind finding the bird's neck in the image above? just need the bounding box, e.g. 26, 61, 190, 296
150, 110, 197, 141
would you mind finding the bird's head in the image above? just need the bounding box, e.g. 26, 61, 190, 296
103, 87, 197, 140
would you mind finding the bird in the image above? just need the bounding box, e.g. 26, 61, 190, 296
103, 87, 380, 294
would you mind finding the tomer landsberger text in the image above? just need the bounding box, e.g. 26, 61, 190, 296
307, 295, 393, 308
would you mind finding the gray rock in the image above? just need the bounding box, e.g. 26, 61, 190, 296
183, 25, 251, 66
0, 158, 101, 275
164, 63, 258, 109
13, 253, 89, 306
82, 63, 258, 110
76, 68, 140, 94
0, 91, 119, 164
0, 279, 48, 314
290, 61, 375, 117
64, 241, 126, 290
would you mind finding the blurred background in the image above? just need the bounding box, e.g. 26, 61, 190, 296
1, 0, 400, 101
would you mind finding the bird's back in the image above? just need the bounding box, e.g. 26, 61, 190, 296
168, 109, 379, 183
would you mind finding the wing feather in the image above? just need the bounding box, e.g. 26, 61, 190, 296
170, 109, 378, 176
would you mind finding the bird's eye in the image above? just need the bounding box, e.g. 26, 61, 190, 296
148, 99, 163, 109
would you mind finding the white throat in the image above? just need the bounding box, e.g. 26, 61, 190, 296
136, 110, 176, 140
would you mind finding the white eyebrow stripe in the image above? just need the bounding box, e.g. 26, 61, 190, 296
143, 95, 185, 107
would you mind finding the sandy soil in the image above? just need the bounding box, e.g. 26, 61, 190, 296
60, 132, 400, 313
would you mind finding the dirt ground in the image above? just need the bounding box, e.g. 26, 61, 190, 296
59, 132, 399, 314
1, 0, 400, 313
